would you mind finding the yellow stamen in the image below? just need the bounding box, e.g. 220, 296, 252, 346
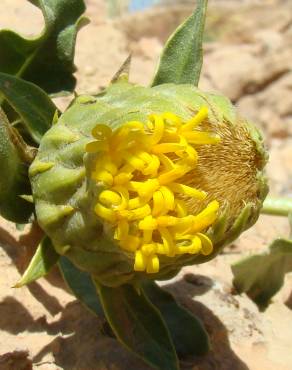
153, 142, 184, 154
181, 106, 209, 131
191, 200, 219, 232
104, 160, 118, 175
141, 243, 157, 256
160, 186, 175, 211
114, 172, 132, 185
143, 155, 160, 176
94, 203, 116, 222
143, 230, 153, 244
120, 235, 140, 252
112, 186, 129, 210
175, 199, 188, 217
159, 227, 175, 257
124, 204, 151, 221
152, 190, 166, 216
148, 114, 164, 144
92, 124, 112, 140
162, 112, 182, 127
86, 108, 220, 273
86, 141, 108, 153
197, 233, 213, 255
146, 255, 160, 273
169, 183, 206, 200
176, 235, 202, 254
158, 153, 175, 170
134, 250, 147, 271
129, 179, 160, 198
172, 215, 195, 235
157, 216, 178, 227
125, 153, 145, 171
183, 131, 220, 145
139, 215, 157, 230
99, 190, 121, 207
114, 219, 129, 240
128, 196, 144, 210
92, 169, 113, 186
158, 166, 189, 185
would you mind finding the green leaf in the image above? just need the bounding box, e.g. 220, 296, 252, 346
0, 0, 87, 95
0, 73, 57, 143
0, 108, 34, 223
15, 236, 59, 287
59, 256, 104, 318
111, 54, 132, 83
97, 283, 179, 370
152, 0, 207, 87
232, 220, 292, 309
142, 281, 209, 358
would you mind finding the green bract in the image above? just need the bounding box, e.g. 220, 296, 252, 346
29, 81, 268, 287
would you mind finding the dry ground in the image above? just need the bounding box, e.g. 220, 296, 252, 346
0, 0, 292, 369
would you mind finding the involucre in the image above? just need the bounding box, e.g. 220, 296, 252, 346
29, 81, 268, 287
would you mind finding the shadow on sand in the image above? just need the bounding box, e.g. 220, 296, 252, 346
0, 265, 249, 370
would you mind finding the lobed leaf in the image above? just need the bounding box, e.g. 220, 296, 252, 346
232, 217, 292, 309
152, 0, 207, 87
15, 236, 59, 287
0, 0, 87, 95
142, 281, 210, 358
97, 283, 179, 370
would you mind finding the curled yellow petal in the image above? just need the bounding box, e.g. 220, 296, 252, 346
197, 233, 213, 255
134, 250, 147, 271
114, 219, 129, 240
92, 124, 112, 140
94, 203, 116, 222
146, 255, 160, 273
120, 235, 140, 252
87, 109, 220, 273
181, 106, 209, 131
99, 190, 121, 207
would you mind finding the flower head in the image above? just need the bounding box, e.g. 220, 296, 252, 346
29, 82, 268, 286
86, 107, 220, 273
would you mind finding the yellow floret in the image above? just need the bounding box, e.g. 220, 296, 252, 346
86, 106, 220, 273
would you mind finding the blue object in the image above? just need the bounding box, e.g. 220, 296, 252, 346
129, 0, 157, 12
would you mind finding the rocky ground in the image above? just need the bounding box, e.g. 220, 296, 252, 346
0, 0, 292, 369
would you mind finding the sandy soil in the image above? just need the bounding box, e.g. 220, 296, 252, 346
0, 0, 292, 369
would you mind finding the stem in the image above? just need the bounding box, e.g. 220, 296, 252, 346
261, 196, 292, 217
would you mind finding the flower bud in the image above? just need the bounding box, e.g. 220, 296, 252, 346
29, 81, 268, 286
